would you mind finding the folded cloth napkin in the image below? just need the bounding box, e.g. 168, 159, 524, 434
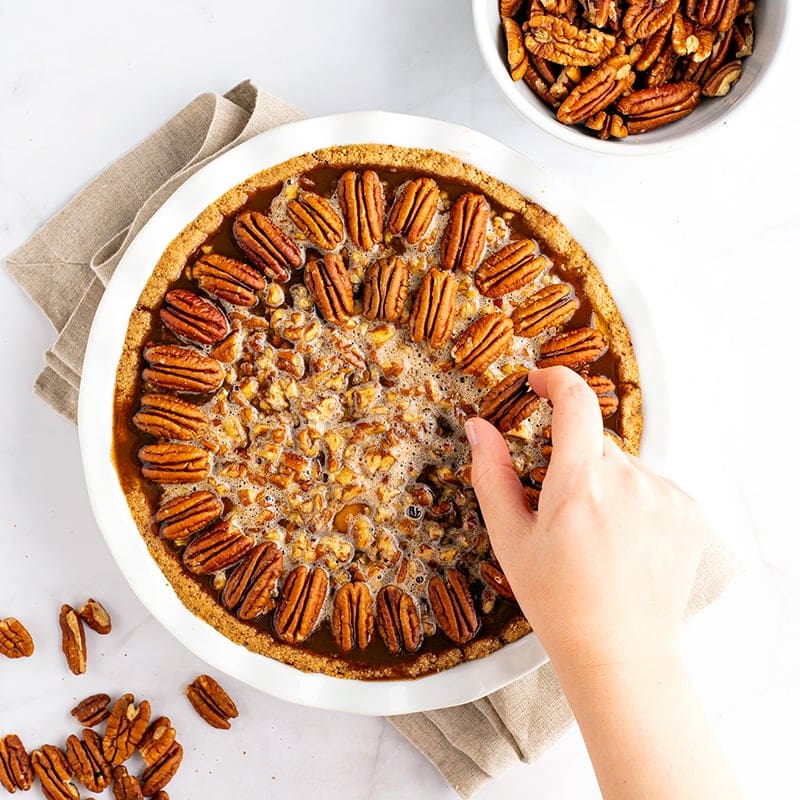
4, 81, 739, 798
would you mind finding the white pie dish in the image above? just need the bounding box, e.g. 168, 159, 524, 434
78, 111, 668, 715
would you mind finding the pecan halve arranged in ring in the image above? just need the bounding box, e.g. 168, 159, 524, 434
480, 561, 516, 601
428, 569, 480, 644
155, 490, 223, 541
362, 256, 409, 322
504, 16, 528, 81
557, 55, 634, 125
511, 283, 578, 338
525, 13, 616, 67
140, 741, 182, 796
0, 617, 34, 658
138, 717, 177, 767
287, 192, 344, 250
536, 326, 607, 368
132, 393, 208, 440
186, 674, 239, 730
182, 519, 254, 575
386, 177, 439, 244
480, 369, 541, 434
0, 734, 33, 792
273, 565, 329, 644
138, 442, 211, 484
452, 312, 514, 376
616, 81, 701, 133
585, 373, 619, 416
232, 210, 303, 282
622, 0, 681, 42
408, 267, 457, 349
474, 239, 548, 297
142, 344, 224, 394
102, 694, 151, 766
189, 253, 266, 307
440, 192, 490, 271
31, 745, 79, 800
59, 604, 87, 676
375, 585, 422, 655
65, 730, 112, 794
337, 169, 385, 249
159, 289, 229, 345
221, 541, 283, 620
331, 581, 375, 652
305, 253, 354, 324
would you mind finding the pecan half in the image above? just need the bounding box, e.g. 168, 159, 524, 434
182, 519, 254, 575
0, 734, 33, 792
511, 283, 578, 337
686, 0, 739, 32
186, 675, 238, 730
440, 192, 489, 271
78, 598, 112, 635
375, 585, 422, 655
480, 370, 541, 434
452, 313, 514, 376
537, 326, 607, 368
523, 62, 562, 108
500, 0, 523, 17
386, 177, 439, 244
408, 268, 457, 349
155, 490, 223, 541
337, 169, 385, 249
140, 742, 182, 796
474, 239, 548, 296
132, 393, 208, 441
480, 562, 516, 601
429, 569, 480, 644
585, 110, 629, 139
142, 344, 224, 394
232, 211, 303, 282
362, 256, 409, 322
622, 0, 680, 41
579, 0, 613, 27
636, 25, 670, 70
733, 13, 753, 58
557, 55, 634, 124
31, 746, 78, 800
305, 253, 354, 324
152, 791, 170, 800
504, 17, 528, 80
616, 81, 701, 133
287, 192, 344, 250
702, 59, 742, 96
102, 694, 151, 766
138, 442, 210, 484
273, 565, 329, 644
331, 581, 375, 652
111, 765, 143, 800
160, 289, 228, 345
671, 11, 714, 62
59, 604, 86, 676
66, 730, 111, 794
0, 617, 34, 658
525, 13, 616, 67
71, 694, 111, 727
138, 717, 176, 767
189, 253, 266, 307
221, 541, 283, 620
585, 373, 619, 416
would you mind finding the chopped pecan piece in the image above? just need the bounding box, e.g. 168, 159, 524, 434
189, 253, 266, 307
102, 694, 151, 766
138, 717, 176, 767
0, 734, 33, 792
376, 585, 422, 655
337, 169, 385, 249
186, 674, 239, 730
622, 0, 681, 41
140, 742, 182, 796
78, 598, 112, 635
452, 313, 514, 376
232, 210, 303, 282
480, 562, 516, 601
511, 283, 578, 337
331, 582, 375, 652
428, 569, 480, 644
132, 393, 208, 441
159, 289, 228, 345
273, 565, 329, 644
0, 617, 34, 658
480, 370, 541, 434
221, 541, 283, 620
65, 730, 111, 794
701, 59, 742, 96
408, 268, 457, 349
31, 745, 78, 800
155, 490, 223, 541
525, 13, 616, 67
503, 17, 528, 81
557, 55, 634, 124
585, 373, 619, 416
440, 192, 489, 271
71, 694, 111, 727
138, 442, 210, 484
536, 326, 607, 368
287, 192, 344, 250
362, 256, 409, 323
182, 519, 254, 575
111, 765, 143, 800
152, 791, 170, 800
474, 239, 548, 296
142, 344, 224, 394
616, 81, 701, 133
59, 604, 87, 676
386, 177, 439, 244
305, 253, 354, 324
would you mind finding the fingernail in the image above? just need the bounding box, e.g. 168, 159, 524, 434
465, 419, 479, 447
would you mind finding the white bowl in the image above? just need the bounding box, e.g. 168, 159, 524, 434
79, 111, 668, 715
472, 0, 790, 154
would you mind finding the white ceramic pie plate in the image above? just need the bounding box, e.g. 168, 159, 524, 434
79, 111, 668, 716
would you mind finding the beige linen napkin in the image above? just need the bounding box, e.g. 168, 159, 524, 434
4, 82, 739, 798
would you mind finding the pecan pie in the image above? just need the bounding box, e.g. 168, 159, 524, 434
114, 144, 641, 679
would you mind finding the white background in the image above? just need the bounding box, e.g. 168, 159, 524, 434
1, 1, 799, 798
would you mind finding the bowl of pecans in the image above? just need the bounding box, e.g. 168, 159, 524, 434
472, 0, 788, 152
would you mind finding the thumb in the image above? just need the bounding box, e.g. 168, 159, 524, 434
466, 417, 535, 549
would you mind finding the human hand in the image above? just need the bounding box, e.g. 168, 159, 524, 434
466, 366, 707, 672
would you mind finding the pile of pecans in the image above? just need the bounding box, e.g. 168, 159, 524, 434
500, 0, 756, 139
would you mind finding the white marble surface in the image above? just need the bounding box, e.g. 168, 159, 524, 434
1, 1, 799, 797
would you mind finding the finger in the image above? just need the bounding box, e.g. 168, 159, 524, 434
466, 417, 534, 545
528, 366, 604, 479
